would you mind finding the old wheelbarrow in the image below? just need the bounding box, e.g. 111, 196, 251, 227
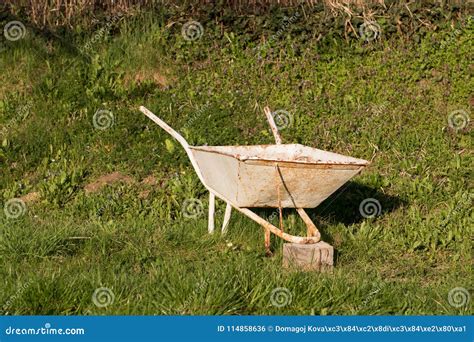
139, 106, 369, 255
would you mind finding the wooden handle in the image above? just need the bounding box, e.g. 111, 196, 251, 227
139, 106, 210, 190
139, 106, 190, 149
263, 106, 282, 145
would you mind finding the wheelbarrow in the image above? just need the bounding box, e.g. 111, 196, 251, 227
139, 106, 369, 255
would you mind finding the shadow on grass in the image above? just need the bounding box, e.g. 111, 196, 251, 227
253, 181, 406, 254
255, 181, 405, 226
311, 181, 406, 226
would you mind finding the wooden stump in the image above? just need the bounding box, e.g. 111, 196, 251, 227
282, 242, 334, 271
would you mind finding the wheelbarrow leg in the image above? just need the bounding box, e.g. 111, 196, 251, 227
208, 192, 215, 234
264, 228, 272, 256
221, 202, 232, 234
296, 208, 320, 238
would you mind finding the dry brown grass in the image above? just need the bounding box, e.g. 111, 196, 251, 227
3, 0, 389, 29
3, 0, 151, 28
124, 68, 174, 89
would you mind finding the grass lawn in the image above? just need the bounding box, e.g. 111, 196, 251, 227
0, 4, 472, 315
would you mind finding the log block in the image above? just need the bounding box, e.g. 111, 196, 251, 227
282, 242, 334, 271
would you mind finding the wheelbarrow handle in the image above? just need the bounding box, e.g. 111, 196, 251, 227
139, 105, 210, 189
139, 106, 190, 149
263, 106, 282, 145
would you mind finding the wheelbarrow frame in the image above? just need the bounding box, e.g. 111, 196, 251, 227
139, 106, 366, 254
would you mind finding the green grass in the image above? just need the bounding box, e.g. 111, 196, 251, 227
0, 7, 473, 315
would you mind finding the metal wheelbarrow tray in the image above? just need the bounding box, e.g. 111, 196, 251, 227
139, 106, 369, 254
